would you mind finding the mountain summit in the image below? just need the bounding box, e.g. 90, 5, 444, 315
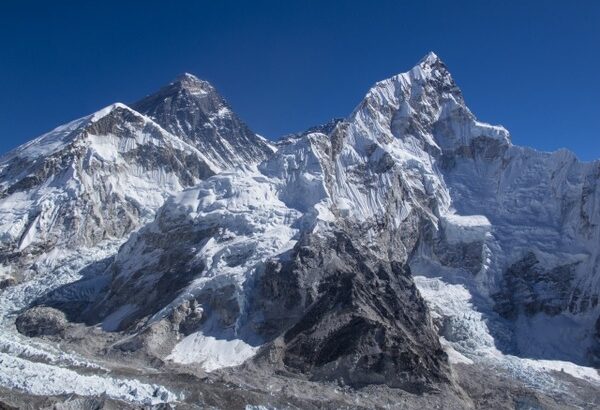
132, 74, 273, 169
0, 54, 599, 408
172, 72, 214, 92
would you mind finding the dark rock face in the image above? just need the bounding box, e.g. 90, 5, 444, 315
493, 252, 577, 320
439, 136, 509, 171
15, 307, 68, 337
169, 297, 205, 336
0, 275, 15, 290
80, 228, 218, 331
589, 315, 600, 366
249, 231, 452, 392
579, 163, 600, 237
433, 239, 484, 274
568, 287, 600, 315
132, 74, 273, 168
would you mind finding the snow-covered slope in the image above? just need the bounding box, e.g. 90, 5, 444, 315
0, 77, 275, 406
0, 103, 218, 281
70, 53, 600, 384
2, 53, 599, 406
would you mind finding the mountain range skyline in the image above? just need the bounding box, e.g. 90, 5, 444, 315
2, 53, 599, 168
1, 1, 599, 160
2, 3, 600, 407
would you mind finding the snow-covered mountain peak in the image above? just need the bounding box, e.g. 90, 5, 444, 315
419, 51, 441, 65
2, 54, 600, 408
89, 102, 128, 120
132, 73, 273, 169
365, 52, 458, 106
0, 99, 219, 278
347, 52, 510, 156
0, 102, 137, 164
171, 72, 215, 96
415, 50, 449, 72
413, 51, 454, 83
174, 72, 203, 82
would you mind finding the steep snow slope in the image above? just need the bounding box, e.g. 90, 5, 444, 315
86, 170, 302, 331
0, 103, 216, 280
414, 275, 600, 388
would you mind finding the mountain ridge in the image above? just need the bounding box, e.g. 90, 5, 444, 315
0, 53, 599, 408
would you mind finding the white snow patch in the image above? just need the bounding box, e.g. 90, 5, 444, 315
440, 339, 474, 365
441, 214, 491, 244
520, 357, 600, 384
168, 332, 259, 371
0, 352, 178, 405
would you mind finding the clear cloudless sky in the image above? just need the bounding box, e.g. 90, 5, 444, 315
1, 1, 599, 159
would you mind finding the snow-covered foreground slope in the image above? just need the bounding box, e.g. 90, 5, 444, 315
0, 351, 177, 405
1, 53, 599, 407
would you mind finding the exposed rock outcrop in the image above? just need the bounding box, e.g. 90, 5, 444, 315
493, 252, 577, 319
250, 231, 452, 392
16, 307, 68, 337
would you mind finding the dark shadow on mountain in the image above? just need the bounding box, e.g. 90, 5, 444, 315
30, 255, 114, 322
410, 253, 598, 368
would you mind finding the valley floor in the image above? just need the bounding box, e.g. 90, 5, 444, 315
0, 270, 599, 409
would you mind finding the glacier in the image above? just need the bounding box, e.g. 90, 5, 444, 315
0, 52, 598, 408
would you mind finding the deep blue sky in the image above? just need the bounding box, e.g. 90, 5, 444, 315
1, 1, 599, 160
